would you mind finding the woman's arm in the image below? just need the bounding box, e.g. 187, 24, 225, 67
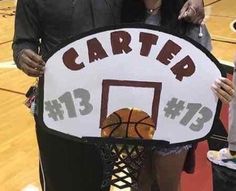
212, 77, 235, 103
178, 0, 205, 24
143, 0, 205, 24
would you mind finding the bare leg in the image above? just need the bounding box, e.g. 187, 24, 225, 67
152, 149, 188, 191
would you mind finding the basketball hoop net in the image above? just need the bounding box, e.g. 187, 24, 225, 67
83, 137, 146, 190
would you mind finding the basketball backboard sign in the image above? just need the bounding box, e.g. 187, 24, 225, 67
38, 24, 223, 144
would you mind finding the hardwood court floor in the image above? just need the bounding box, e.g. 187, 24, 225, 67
0, 0, 235, 191
205, 0, 236, 62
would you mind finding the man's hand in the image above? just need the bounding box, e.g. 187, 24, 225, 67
178, 0, 205, 24
18, 49, 45, 77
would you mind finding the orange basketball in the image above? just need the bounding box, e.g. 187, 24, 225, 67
101, 108, 155, 139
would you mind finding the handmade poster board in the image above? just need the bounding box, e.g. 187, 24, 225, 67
38, 24, 223, 145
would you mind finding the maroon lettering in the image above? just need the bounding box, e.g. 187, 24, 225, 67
171, 56, 195, 81
63, 48, 84, 71
156, 40, 181, 65
87, 38, 108, 63
111, 31, 132, 55
139, 32, 158, 57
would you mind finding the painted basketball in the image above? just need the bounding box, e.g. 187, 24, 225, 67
101, 108, 155, 139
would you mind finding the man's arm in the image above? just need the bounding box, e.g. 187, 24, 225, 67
12, 0, 45, 77
178, 0, 205, 24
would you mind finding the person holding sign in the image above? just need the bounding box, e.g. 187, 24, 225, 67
12, 1, 125, 190
12, 0, 211, 190
122, 0, 205, 24
135, 0, 235, 191
13, 0, 205, 77
207, 56, 236, 170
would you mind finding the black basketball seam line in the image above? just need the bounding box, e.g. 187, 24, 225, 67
126, 109, 134, 138
135, 115, 155, 138
131, 114, 155, 127
107, 112, 122, 137
101, 110, 156, 139
102, 121, 155, 128
134, 122, 143, 138
137, 115, 152, 123
102, 109, 155, 129
101, 112, 122, 129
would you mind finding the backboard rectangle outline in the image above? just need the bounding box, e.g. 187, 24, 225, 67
100, 79, 162, 129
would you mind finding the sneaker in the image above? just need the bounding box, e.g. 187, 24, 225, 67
207, 148, 236, 170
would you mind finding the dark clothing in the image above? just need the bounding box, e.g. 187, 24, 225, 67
35, 121, 105, 191
13, 1, 124, 190
13, 0, 123, 67
12, 1, 202, 190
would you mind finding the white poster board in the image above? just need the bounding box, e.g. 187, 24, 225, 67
38, 25, 223, 144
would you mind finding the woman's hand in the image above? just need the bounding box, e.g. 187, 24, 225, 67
178, 0, 205, 24
212, 77, 235, 103
18, 49, 45, 77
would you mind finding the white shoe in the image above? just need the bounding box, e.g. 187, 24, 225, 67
207, 148, 236, 170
